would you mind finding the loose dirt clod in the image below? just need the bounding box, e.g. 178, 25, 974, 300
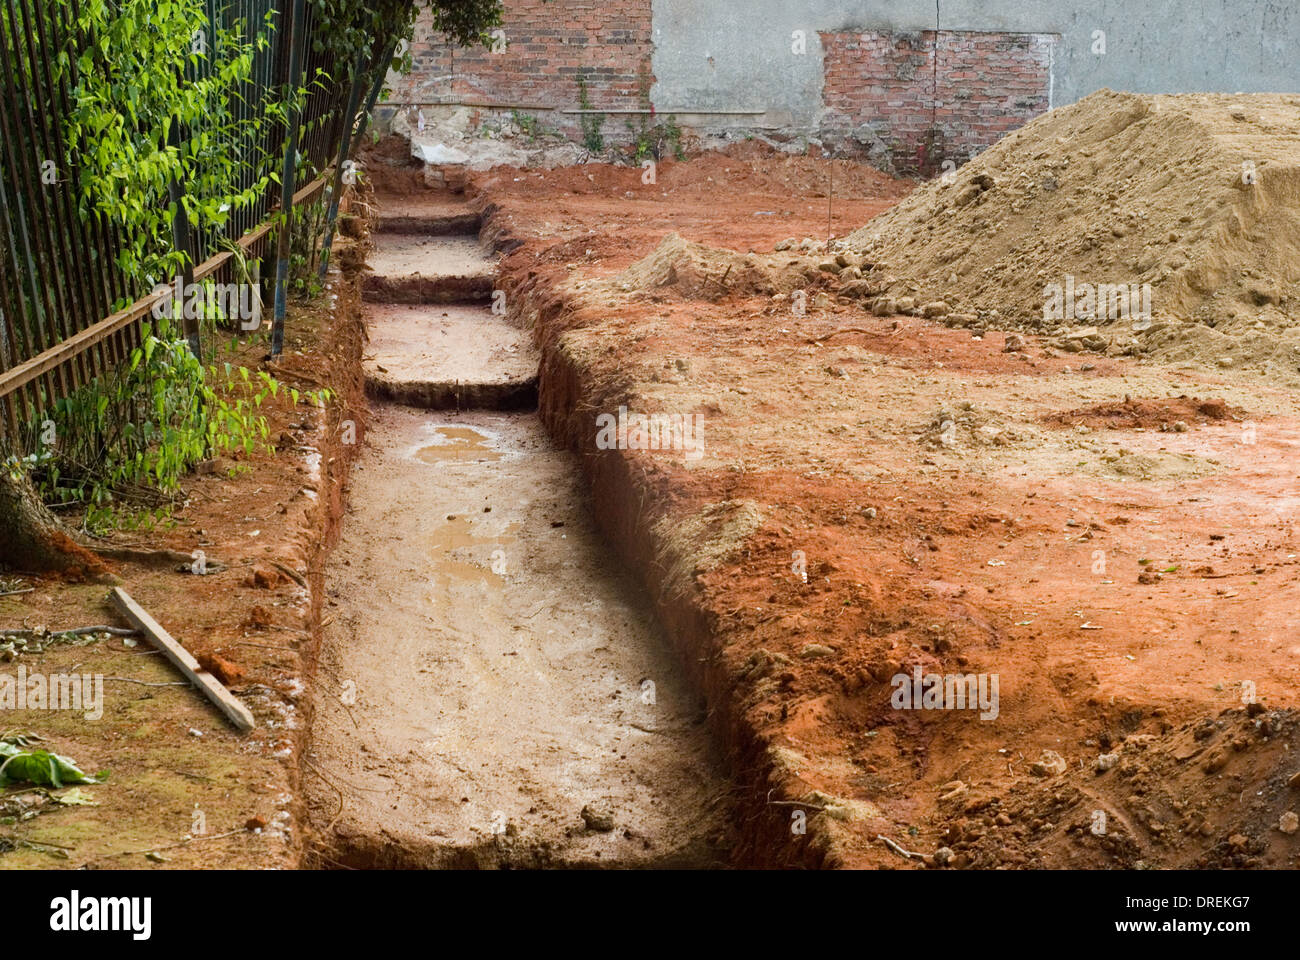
609, 233, 821, 301
580, 804, 616, 832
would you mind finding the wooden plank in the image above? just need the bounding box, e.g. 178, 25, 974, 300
0, 292, 162, 399
0, 169, 333, 402
109, 587, 255, 733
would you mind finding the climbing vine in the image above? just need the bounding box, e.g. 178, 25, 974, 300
60, 0, 275, 287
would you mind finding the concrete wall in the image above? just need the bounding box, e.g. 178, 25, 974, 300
650, 0, 1300, 125
385, 0, 1300, 166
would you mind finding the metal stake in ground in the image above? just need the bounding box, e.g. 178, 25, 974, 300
356, 36, 403, 161
317, 35, 401, 283
167, 119, 200, 358
827, 161, 833, 246
270, 0, 307, 359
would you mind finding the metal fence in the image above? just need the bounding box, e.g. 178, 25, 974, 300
0, 0, 396, 439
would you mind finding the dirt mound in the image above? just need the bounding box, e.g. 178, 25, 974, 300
608, 233, 822, 301
845, 90, 1300, 372
936, 706, 1300, 869
915, 401, 1030, 451
1044, 396, 1241, 431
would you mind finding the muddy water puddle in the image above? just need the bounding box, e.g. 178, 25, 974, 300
422, 514, 520, 594
415, 425, 506, 463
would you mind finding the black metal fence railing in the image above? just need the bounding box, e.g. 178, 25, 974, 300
0, 0, 396, 440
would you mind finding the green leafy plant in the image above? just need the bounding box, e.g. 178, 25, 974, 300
511, 110, 541, 141
19, 318, 276, 533
290, 197, 329, 298
577, 74, 605, 154
0, 735, 104, 788
628, 115, 684, 164
624, 62, 684, 163
61, 0, 275, 288
660, 115, 686, 161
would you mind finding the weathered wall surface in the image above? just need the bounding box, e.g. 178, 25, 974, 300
386, 0, 654, 143
650, 0, 1299, 119
820, 30, 1056, 173
385, 0, 1300, 164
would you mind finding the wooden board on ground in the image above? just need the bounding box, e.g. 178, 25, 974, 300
109, 587, 255, 733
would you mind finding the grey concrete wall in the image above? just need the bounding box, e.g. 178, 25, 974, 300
650, 0, 1300, 133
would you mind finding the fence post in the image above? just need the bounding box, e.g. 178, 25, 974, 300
316, 49, 368, 282
167, 184, 199, 356
270, 0, 307, 359
355, 37, 400, 156
166, 85, 200, 358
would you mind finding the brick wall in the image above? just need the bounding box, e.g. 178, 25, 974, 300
820, 30, 1056, 175
388, 0, 655, 142
386, 6, 1058, 171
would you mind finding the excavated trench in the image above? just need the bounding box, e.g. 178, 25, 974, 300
304, 191, 734, 868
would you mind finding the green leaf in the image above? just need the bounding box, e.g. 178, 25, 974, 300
0, 742, 104, 789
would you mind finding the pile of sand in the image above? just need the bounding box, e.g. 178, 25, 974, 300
845, 90, 1300, 373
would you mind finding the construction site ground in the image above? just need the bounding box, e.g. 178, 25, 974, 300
5, 95, 1300, 870
467, 125, 1300, 869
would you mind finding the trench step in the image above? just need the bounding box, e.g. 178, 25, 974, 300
362, 234, 497, 304
362, 274, 494, 304
377, 211, 481, 236
362, 303, 538, 411
371, 193, 480, 236
366, 373, 537, 410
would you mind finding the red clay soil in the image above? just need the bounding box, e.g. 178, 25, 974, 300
1042, 396, 1242, 431
471, 143, 1300, 869
474, 141, 910, 264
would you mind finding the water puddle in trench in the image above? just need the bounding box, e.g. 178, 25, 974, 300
415, 425, 505, 464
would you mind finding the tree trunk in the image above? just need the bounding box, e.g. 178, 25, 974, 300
0, 470, 110, 578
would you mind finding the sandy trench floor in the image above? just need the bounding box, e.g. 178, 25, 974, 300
306, 213, 732, 868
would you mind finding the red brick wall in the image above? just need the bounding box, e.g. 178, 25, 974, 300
390, 0, 654, 140
820, 30, 1055, 174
